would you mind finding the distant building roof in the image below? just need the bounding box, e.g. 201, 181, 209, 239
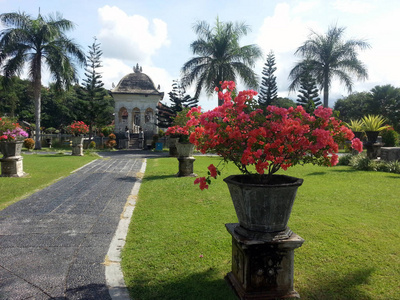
111, 64, 164, 98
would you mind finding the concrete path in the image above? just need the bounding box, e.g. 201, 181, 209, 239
0, 150, 167, 299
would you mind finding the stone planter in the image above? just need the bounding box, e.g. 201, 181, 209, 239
0, 140, 23, 158
0, 141, 25, 177
365, 131, 379, 144
168, 137, 179, 157
224, 174, 303, 239
176, 142, 195, 158
71, 136, 84, 156
224, 174, 304, 299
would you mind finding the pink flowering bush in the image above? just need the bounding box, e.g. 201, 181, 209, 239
67, 121, 89, 136
188, 81, 363, 190
166, 107, 201, 142
0, 117, 28, 141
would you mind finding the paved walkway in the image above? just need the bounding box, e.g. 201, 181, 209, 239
0, 150, 167, 300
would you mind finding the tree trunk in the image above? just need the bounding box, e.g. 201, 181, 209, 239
323, 75, 329, 108
33, 56, 42, 150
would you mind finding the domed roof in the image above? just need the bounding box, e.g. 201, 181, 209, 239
111, 64, 164, 98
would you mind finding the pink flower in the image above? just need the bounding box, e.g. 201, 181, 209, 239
194, 177, 209, 190
351, 138, 363, 153
207, 164, 218, 178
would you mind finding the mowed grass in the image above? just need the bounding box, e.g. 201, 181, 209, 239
0, 153, 97, 210
121, 156, 399, 300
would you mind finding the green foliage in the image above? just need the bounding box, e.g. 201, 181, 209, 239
381, 128, 399, 147
337, 153, 353, 166
88, 141, 96, 149
361, 114, 390, 132
334, 92, 370, 122
258, 50, 278, 107
270, 97, 296, 108
347, 119, 364, 132
101, 125, 114, 137
349, 154, 374, 170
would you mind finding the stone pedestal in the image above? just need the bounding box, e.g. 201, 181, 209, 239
365, 143, 383, 159
71, 137, 84, 156
225, 223, 304, 300
177, 157, 197, 177
0, 156, 25, 177
380, 147, 400, 162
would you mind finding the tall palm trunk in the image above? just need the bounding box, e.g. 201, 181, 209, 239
33, 55, 42, 150
323, 72, 329, 108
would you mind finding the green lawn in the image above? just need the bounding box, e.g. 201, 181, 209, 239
0, 153, 97, 210
121, 156, 400, 300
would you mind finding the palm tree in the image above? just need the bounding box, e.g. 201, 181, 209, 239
289, 25, 370, 108
181, 18, 262, 106
0, 11, 85, 149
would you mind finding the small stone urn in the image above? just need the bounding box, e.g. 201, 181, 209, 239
176, 142, 196, 177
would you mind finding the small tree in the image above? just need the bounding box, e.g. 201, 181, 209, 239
76, 38, 113, 140
296, 65, 321, 113
258, 51, 278, 107
157, 80, 198, 128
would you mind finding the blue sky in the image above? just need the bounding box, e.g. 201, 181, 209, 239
1, 0, 400, 110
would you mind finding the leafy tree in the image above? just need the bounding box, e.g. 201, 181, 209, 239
157, 80, 198, 128
0, 76, 33, 118
367, 85, 400, 130
258, 50, 278, 107
181, 17, 263, 106
75, 38, 113, 140
271, 97, 296, 109
289, 25, 370, 108
296, 63, 321, 113
334, 92, 370, 122
0, 11, 85, 149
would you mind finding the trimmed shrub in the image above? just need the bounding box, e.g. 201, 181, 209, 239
381, 128, 399, 147
23, 138, 35, 150
338, 154, 353, 166
89, 141, 96, 149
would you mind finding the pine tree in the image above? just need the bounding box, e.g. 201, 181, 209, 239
76, 37, 113, 140
296, 67, 321, 113
157, 80, 198, 128
258, 51, 278, 107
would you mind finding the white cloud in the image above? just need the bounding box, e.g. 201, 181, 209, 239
97, 5, 170, 65
333, 0, 375, 14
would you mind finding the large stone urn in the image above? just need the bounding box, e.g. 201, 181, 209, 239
168, 137, 179, 157
71, 136, 84, 156
176, 142, 196, 177
0, 141, 25, 177
223, 174, 304, 299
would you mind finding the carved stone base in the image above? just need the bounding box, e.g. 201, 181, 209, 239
365, 143, 383, 159
72, 145, 83, 156
176, 157, 197, 177
0, 156, 25, 177
225, 223, 304, 300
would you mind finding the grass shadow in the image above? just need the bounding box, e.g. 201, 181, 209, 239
301, 268, 375, 300
307, 172, 326, 176
142, 174, 178, 181
127, 269, 237, 300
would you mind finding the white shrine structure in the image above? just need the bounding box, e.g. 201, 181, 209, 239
111, 64, 164, 139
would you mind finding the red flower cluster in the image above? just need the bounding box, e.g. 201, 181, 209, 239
67, 121, 89, 136
189, 81, 363, 190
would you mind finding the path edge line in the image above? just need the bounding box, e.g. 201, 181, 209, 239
105, 158, 147, 300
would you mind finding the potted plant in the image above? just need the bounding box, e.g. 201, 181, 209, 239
166, 108, 201, 158
361, 114, 390, 144
188, 81, 363, 235
347, 119, 364, 139
0, 117, 29, 177
67, 121, 89, 156
0, 117, 29, 157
